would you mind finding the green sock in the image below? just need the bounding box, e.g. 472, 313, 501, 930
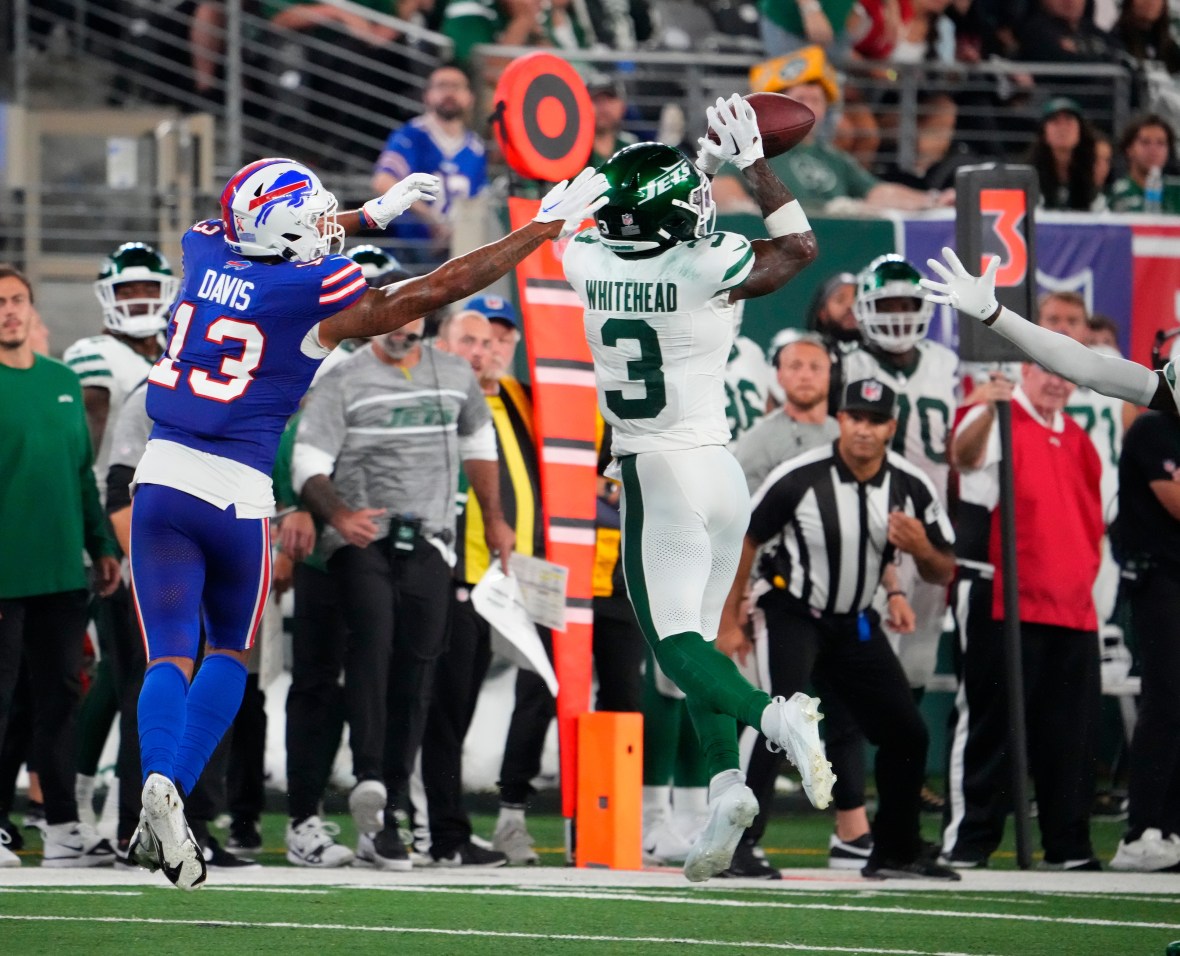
653, 631, 770, 730
641, 646, 682, 786
672, 703, 710, 788
685, 696, 740, 779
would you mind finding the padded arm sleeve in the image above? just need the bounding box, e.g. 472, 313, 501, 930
991, 307, 1160, 406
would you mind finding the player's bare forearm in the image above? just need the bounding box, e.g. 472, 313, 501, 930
742, 158, 793, 218
300, 474, 348, 525
730, 160, 817, 301
337, 209, 368, 236
320, 220, 559, 346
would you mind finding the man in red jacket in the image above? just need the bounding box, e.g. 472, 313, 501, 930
941, 340, 1103, 870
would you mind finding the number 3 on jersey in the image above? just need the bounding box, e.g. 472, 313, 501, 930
148, 301, 264, 402
602, 317, 667, 420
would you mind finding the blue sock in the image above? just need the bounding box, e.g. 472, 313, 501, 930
173, 654, 248, 797
138, 662, 190, 784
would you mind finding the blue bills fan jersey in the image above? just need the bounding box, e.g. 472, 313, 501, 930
145, 219, 367, 474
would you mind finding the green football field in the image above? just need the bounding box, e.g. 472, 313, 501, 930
3, 810, 1179, 955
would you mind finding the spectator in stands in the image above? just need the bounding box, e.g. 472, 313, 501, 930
1028, 97, 1105, 211
713, 47, 954, 214
588, 74, 638, 167
371, 63, 488, 267
758, 0, 855, 57
1112, 0, 1180, 74
1017, 0, 1116, 61
878, 95, 983, 193
1109, 113, 1180, 212
263, 0, 414, 147
451, 0, 598, 56
1094, 127, 1114, 195
0, 265, 122, 868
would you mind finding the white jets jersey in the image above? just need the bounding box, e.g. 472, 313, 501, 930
564, 229, 754, 456
63, 333, 155, 488
841, 340, 959, 504
724, 335, 773, 447
1065, 384, 1124, 521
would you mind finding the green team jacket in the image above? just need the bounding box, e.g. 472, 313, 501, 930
0, 356, 116, 598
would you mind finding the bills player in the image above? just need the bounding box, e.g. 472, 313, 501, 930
127, 157, 608, 889
843, 255, 958, 692
921, 249, 1171, 416
563, 95, 835, 883
63, 243, 177, 491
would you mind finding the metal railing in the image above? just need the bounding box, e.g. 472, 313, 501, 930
0, 0, 1139, 275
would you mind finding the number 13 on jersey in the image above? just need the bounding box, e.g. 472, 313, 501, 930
148, 301, 265, 403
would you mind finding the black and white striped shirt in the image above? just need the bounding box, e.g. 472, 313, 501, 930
748, 441, 956, 616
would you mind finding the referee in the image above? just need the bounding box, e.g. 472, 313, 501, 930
720, 378, 958, 880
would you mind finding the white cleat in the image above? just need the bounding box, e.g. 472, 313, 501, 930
761, 693, 836, 810
682, 771, 759, 883
141, 773, 206, 890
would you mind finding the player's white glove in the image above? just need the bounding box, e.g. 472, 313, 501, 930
919, 247, 1001, 322
705, 94, 763, 171
694, 135, 728, 177
533, 167, 610, 228
362, 173, 442, 230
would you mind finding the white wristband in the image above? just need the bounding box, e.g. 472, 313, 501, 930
764, 200, 810, 238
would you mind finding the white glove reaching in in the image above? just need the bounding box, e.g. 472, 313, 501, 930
704, 93, 764, 171
533, 167, 610, 228
919, 246, 1001, 321
695, 135, 728, 177
362, 173, 442, 230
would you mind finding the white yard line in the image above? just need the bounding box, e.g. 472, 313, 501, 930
0, 914, 999, 956
0, 864, 1176, 897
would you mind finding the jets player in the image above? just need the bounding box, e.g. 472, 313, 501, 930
128, 157, 608, 889
843, 255, 958, 692
563, 94, 835, 883
63, 243, 177, 490
723, 301, 774, 446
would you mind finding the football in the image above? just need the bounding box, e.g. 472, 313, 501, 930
708, 92, 816, 158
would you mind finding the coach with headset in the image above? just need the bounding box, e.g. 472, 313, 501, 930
292, 313, 513, 871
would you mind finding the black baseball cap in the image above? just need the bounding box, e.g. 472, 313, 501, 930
840, 378, 897, 421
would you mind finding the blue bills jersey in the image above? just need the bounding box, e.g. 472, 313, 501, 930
146, 219, 367, 473
373, 117, 487, 244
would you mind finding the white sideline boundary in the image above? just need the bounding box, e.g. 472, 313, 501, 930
0, 864, 1178, 896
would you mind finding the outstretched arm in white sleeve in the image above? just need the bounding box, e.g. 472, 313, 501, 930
921, 247, 1168, 410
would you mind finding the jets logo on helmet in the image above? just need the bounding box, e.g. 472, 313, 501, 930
853, 254, 934, 354
596, 143, 716, 254
94, 242, 180, 339
220, 158, 344, 263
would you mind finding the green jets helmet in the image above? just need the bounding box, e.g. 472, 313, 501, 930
346, 244, 403, 283
94, 242, 179, 339
595, 142, 716, 255
853, 254, 934, 354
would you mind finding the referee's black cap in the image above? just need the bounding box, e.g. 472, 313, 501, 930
841, 378, 897, 421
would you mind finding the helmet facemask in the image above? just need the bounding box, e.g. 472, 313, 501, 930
93, 243, 179, 338
854, 256, 934, 353
222, 159, 344, 263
